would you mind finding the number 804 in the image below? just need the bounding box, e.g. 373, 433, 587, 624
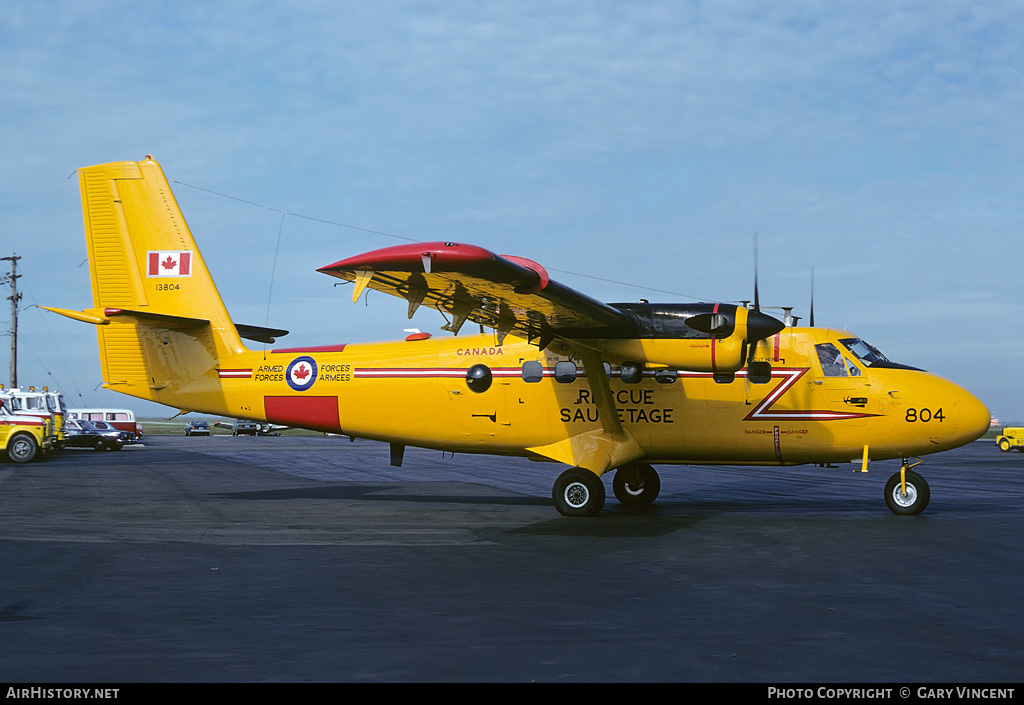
906, 408, 944, 423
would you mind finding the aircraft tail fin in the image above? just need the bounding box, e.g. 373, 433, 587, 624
64, 156, 247, 405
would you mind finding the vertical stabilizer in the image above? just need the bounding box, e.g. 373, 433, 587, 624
76, 156, 246, 404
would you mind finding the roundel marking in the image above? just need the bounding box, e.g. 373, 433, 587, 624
286, 356, 318, 391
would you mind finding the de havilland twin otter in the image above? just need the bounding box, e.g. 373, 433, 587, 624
45, 157, 990, 517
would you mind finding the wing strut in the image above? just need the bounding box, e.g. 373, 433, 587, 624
526, 348, 643, 475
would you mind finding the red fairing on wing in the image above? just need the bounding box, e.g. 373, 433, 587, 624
317, 242, 497, 273
501, 255, 549, 294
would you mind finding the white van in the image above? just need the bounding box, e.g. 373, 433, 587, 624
66, 409, 143, 440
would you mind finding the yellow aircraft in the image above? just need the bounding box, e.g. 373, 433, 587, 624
45, 157, 990, 516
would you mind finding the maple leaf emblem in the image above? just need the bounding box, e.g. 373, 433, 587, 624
292, 364, 310, 381
161, 255, 178, 271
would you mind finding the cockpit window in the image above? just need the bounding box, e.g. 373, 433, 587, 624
839, 338, 889, 366
815, 343, 848, 377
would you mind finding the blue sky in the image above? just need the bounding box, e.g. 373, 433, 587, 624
1, 0, 1022, 422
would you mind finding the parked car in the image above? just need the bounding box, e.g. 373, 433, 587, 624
185, 420, 211, 436
89, 419, 138, 445
64, 419, 127, 451
232, 419, 260, 436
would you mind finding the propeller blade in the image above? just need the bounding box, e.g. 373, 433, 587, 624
752, 233, 760, 312
743, 233, 785, 382
809, 267, 815, 327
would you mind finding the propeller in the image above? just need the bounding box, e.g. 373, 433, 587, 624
745, 234, 785, 380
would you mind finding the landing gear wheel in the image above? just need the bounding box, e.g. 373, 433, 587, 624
553, 468, 606, 517
7, 433, 38, 463
613, 464, 661, 506
884, 469, 930, 515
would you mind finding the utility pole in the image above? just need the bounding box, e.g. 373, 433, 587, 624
1, 254, 21, 387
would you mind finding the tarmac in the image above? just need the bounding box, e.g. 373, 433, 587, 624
0, 435, 1021, 683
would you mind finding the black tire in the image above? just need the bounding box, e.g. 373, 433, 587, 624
999, 439, 1011, 452
92, 437, 107, 451
7, 433, 38, 464
552, 468, 606, 517
612, 464, 661, 506
884, 470, 930, 515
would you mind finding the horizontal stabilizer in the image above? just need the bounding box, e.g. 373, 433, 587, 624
235, 323, 290, 344
41, 305, 208, 329
43, 306, 288, 343
103, 307, 209, 329
38, 306, 109, 325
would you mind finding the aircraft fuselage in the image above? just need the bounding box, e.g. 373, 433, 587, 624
140, 326, 989, 470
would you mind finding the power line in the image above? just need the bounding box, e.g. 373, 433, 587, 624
170, 179, 713, 301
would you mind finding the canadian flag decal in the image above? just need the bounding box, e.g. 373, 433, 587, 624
147, 251, 192, 277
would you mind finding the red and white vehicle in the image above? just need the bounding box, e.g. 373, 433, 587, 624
65, 408, 143, 441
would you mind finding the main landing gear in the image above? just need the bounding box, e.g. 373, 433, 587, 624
612, 463, 661, 507
552, 463, 662, 517
884, 458, 930, 516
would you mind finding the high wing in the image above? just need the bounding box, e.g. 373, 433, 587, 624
317, 241, 637, 346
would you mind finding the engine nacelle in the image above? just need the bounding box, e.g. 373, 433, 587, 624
590, 304, 784, 374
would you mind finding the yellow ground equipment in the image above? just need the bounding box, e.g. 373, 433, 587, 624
996, 428, 1024, 453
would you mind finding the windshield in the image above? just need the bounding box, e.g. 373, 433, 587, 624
839, 338, 889, 366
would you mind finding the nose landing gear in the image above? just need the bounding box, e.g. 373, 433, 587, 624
884, 458, 930, 515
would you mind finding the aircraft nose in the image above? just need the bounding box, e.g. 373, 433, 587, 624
958, 389, 990, 444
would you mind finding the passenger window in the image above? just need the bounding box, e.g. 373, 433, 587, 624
620, 361, 643, 384
654, 369, 678, 384
815, 343, 848, 377
554, 361, 577, 383
521, 361, 544, 383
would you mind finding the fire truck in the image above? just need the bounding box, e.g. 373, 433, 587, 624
0, 398, 48, 462
0, 385, 59, 451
